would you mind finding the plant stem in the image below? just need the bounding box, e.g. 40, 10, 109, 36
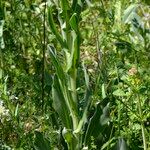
137, 94, 147, 150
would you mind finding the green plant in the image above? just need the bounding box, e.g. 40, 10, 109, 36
0, 0, 149, 149
47, 0, 111, 149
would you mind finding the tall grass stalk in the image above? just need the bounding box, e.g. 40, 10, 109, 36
137, 93, 147, 150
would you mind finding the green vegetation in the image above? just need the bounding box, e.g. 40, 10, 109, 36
0, 0, 150, 149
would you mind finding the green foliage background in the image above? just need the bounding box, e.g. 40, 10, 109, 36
0, 0, 150, 149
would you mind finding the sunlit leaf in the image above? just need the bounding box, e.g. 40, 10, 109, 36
102, 83, 106, 99
122, 4, 139, 23
100, 103, 110, 126
101, 138, 115, 150
14, 103, 19, 117
113, 89, 126, 97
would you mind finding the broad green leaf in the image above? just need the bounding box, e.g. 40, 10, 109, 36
52, 75, 72, 129
49, 45, 78, 130
113, 89, 126, 97
61, 0, 70, 11
49, 45, 78, 124
131, 12, 143, 28
69, 15, 81, 72
34, 131, 51, 150
67, 13, 81, 72
67, 31, 80, 73
122, 4, 139, 23
48, 7, 67, 48
69, 13, 78, 32
73, 87, 91, 133
100, 103, 110, 126
114, 0, 122, 29
74, 63, 91, 134
84, 102, 103, 146
59, 0, 70, 43
60, 0, 70, 21
84, 100, 110, 146
48, 45, 66, 84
